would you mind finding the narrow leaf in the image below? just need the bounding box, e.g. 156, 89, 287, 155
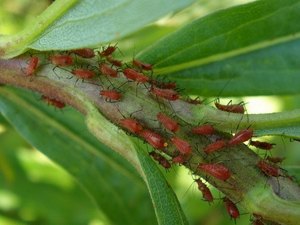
133, 140, 188, 225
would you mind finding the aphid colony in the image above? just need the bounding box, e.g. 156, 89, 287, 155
25, 45, 287, 225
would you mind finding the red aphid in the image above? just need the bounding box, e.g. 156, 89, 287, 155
228, 128, 253, 146
159, 82, 177, 89
149, 80, 176, 89
195, 179, 213, 202
192, 124, 215, 135
223, 197, 240, 219
157, 112, 179, 132
123, 68, 149, 83
172, 154, 187, 164
266, 156, 284, 164
215, 102, 245, 114
119, 118, 143, 134
151, 86, 179, 101
25, 56, 39, 76
99, 63, 118, 77
186, 97, 202, 105
198, 163, 231, 181
252, 218, 264, 225
100, 90, 122, 101
204, 140, 227, 154
149, 151, 171, 169
171, 136, 191, 155
139, 129, 167, 150
107, 56, 123, 67
257, 160, 280, 177
72, 68, 95, 79
132, 59, 153, 71
49, 54, 73, 66
249, 140, 275, 150
71, 48, 95, 58
99, 46, 116, 57
42, 95, 66, 109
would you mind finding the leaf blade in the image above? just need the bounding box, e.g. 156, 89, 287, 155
133, 141, 188, 225
138, 0, 300, 96
0, 0, 194, 58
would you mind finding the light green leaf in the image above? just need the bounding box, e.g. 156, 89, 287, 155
138, 0, 300, 96
0, 87, 157, 225
0, 0, 194, 58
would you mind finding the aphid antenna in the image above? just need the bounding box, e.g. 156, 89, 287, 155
151, 93, 165, 111
181, 177, 198, 200
103, 75, 117, 89
112, 42, 123, 56
51, 66, 66, 79
216, 78, 233, 100
194, 143, 207, 158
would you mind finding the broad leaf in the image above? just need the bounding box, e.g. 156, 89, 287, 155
0, 0, 194, 58
138, 0, 300, 96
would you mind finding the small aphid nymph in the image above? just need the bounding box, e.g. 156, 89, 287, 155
157, 112, 179, 133
171, 136, 192, 155
42, 95, 66, 109
215, 101, 245, 114
25, 56, 39, 76
249, 140, 275, 150
198, 163, 231, 181
119, 118, 143, 134
192, 124, 215, 135
49, 54, 73, 67
132, 59, 153, 71
151, 86, 179, 101
228, 128, 253, 146
71, 48, 95, 58
204, 140, 227, 154
223, 197, 240, 219
72, 68, 95, 79
100, 90, 122, 101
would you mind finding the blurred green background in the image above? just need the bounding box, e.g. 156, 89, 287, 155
0, 0, 299, 225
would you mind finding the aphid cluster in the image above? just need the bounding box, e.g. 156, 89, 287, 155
24, 45, 292, 225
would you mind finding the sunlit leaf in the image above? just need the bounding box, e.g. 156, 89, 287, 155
0, 0, 194, 58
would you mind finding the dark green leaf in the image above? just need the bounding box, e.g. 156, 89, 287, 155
138, 0, 300, 96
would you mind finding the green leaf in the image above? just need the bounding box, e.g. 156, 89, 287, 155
138, 0, 300, 96
0, 87, 157, 225
0, 0, 194, 58
133, 140, 188, 225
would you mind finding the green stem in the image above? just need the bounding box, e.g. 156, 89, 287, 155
184, 105, 300, 137
1, 56, 300, 225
